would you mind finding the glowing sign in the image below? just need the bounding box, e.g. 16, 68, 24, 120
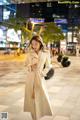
54, 19, 68, 24
30, 18, 45, 23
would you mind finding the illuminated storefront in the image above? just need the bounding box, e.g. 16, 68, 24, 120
0, 26, 21, 49
0, 26, 7, 48
6, 28, 21, 49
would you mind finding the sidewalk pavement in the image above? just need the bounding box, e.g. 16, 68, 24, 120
0, 56, 80, 120
0, 53, 26, 61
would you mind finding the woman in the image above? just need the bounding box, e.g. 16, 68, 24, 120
24, 35, 53, 120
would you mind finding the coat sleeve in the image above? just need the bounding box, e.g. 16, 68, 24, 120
24, 53, 32, 72
25, 53, 30, 66
37, 51, 52, 77
25, 52, 39, 72
42, 51, 52, 76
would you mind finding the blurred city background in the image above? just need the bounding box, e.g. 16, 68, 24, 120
0, 0, 80, 120
0, 0, 80, 56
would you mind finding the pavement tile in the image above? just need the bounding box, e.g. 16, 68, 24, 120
48, 86, 62, 94
4, 105, 23, 113
53, 116, 69, 120
70, 114, 80, 120
0, 56, 80, 120
63, 101, 74, 110
56, 106, 73, 116
52, 99, 65, 107
13, 98, 24, 106
0, 105, 8, 112
8, 112, 33, 120
39, 116, 53, 120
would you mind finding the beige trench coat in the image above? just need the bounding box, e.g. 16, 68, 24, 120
24, 50, 53, 120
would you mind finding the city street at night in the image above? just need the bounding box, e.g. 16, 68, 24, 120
0, 56, 80, 120
0, 1, 80, 120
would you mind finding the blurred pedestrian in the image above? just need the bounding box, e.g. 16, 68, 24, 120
16, 48, 20, 56
24, 35, 53, 120
76, 43, 80, 57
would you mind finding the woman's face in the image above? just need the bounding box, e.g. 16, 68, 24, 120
31, 40, 41, 52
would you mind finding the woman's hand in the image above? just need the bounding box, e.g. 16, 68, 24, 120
31, 63, 37, 71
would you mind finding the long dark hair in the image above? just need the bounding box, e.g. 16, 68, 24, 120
29, 35, 44, 50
